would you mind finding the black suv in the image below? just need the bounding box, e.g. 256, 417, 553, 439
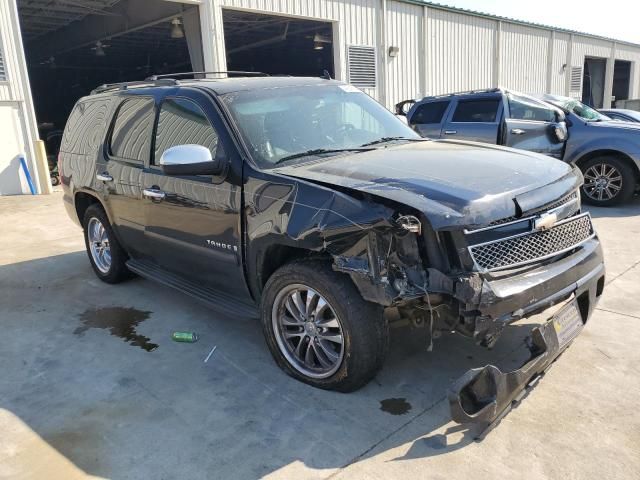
61, 74, 605, 428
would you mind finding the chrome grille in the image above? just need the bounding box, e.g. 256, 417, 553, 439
469, 213, 594, 272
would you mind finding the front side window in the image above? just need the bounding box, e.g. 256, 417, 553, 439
508, 94, 556, 122
410, 101, 449, 125
452, 99, 500, 123
221, 85, 419, 168
154, 98, 220, 164
109, 97, 155, 163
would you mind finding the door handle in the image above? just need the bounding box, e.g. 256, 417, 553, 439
444, 130, 457, 135
96, 172, 113, 182
511, 128, 526, 135
143, 188, 166, 200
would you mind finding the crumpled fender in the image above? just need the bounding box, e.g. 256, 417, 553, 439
243, 173, 401, 300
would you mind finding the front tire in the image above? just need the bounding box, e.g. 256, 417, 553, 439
260, 259, 387, 392
83, 204, 132, 284
580, 156, 635, 206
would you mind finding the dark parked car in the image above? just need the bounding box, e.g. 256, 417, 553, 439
401, 88, 640, 206
598, 108, 640, 123
61, 74, 604, 429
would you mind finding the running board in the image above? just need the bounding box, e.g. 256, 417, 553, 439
126, 259, 258, 318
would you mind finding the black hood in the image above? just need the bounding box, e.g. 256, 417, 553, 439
274, 140, 581, 229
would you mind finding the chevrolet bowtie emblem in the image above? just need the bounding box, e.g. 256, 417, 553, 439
534, 212, 558, 231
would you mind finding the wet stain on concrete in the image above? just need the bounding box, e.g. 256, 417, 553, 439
422, 433, 448, 450
74, 307, 157, 351
380, 397, 412, 415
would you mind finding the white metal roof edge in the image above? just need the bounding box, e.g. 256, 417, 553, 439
401, 0, 640, 49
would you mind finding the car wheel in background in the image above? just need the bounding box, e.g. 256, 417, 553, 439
580, 156, 635, 206
82, 204, 132, 283
260, 259, 388, 392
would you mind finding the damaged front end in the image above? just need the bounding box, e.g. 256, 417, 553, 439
262, 159, 604, 433
327, 186, 604, 433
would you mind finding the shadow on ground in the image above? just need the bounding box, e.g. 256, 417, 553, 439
586, 194, 640, 219
0, 252, 541, 479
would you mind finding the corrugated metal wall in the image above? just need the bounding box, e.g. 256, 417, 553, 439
500, 23, 549, 93
426, 8, 496, 96
210, 1, 640, 107
385, 0, 423, 108
0, 1, 20, 103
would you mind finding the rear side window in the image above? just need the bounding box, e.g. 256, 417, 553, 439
109, 97, 155, 163
154, 97, 220, 164
508, 94, 555, 122
61, 98, 112, 155
410, 101, 449, 125
452, 99, 500, 122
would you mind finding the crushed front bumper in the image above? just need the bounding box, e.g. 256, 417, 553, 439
448, 261, 604, 438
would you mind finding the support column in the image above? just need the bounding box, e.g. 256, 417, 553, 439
7, 0, 42, 193
493, 21, 502, 88
546, 30, 555, 93
565, 34, 574, 96
200, 0, 227, 73
603, 42, 617, 108
421, 5, 428, 97
377, 0, 388, 107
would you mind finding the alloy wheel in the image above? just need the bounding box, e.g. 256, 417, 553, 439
272, 284, 345, 379
583, 163, 623, 202
87, 217, 112, 274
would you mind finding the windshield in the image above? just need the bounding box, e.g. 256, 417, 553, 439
221, 84, 420, 167
561, 99, 610, 122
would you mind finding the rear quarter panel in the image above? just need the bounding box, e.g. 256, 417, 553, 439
59, 95, 117, 224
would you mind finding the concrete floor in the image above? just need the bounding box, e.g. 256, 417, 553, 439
1, 192, 639, 480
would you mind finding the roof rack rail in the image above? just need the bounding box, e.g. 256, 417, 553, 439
90, 78, 178, 95
423, 87, 503, 100
146, 71, 269, 80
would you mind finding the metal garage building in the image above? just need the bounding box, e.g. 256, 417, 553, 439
2, 0, 640, 195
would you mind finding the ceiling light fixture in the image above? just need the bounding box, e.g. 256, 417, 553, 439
312, 33, 330, 51
170, 18, 184, 39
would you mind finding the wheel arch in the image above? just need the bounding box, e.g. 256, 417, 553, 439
574, 149, 640, 181
74, 190, 117, 227
256, 244, 329, 295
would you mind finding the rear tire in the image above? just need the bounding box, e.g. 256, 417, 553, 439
580, 156, 635, 206
260, 259, 388, 392
83, 204, 132, 284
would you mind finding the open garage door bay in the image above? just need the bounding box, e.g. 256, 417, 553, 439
17, 0, 203, 162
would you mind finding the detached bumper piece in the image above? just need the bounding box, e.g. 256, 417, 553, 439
448, 300, 585, 440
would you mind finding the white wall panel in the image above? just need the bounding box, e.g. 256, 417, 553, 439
0, 1, 17, 102
385, 1, 422, 107
426, 9, 496, 95
572, 36, 613, 61
500, 23, 549, 93
550, 33, 569, 94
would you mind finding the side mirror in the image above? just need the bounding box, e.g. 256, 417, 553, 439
159, 144, 223, 176
395, 99, 416, 116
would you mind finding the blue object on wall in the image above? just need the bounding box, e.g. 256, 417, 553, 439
19, 155, 36, 195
